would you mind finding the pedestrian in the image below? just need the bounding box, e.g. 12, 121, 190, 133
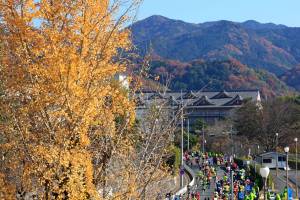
196, 192, 200, 200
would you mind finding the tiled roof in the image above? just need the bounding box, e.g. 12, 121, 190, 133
192, 95, 215, 106
178, 91, 198, 100
136, 90, 260, 108
223, 95, 243, 106
211, 91, 232, 99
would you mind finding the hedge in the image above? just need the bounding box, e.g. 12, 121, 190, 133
288, 159, 300, 169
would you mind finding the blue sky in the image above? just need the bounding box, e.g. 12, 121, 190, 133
137, 0, 300, 27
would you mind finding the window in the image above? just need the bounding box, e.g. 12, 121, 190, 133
278, 157, 286, 161
263, 159, 272, 163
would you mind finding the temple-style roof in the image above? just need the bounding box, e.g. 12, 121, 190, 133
192, 96, 215, 106
211, 90, 232, 99
223, 95, 243, 106
136, 90, 260, 108
178, 91, 198, 100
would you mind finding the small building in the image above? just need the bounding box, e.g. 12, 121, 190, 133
255, 152, 288, 169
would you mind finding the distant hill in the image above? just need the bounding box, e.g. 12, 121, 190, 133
149, 58, 291, 97
130, 15, 300, 76
280, 66, 300, 91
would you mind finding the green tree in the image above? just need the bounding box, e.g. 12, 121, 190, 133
234, 98, 300, 151
193, 118, 208, 132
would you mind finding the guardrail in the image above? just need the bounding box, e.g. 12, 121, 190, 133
170, 161, 196, 199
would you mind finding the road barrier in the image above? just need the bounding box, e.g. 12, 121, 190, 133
171, 161, 196, 199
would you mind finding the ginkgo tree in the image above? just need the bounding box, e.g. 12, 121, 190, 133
0, 0, 144, 199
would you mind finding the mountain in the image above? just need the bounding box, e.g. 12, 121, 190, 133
130, 16, 300, 76
241, 20, 287, 30
149, 58, 291, 97
280, 66, 300, 91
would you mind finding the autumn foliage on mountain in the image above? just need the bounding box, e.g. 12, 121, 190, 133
149, 58, 291, 97
130, 15, 300, 94
280, 66, 300, 91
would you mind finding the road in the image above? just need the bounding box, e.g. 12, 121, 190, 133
181, 159, 225, 199
270, 169, 300, 198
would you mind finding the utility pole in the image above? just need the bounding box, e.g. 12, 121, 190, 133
231, 169, 234, 200
295, 138, 298, 199
284, 146, 289, 198
286, 151, 289, 195
276, 133, 279, 177
187, 118, 190, 151
230, 125, 234, 158
202, 123, 205, 153
180, 91, 184, 188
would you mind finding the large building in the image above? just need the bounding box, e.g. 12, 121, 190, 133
135, 90, 261, 125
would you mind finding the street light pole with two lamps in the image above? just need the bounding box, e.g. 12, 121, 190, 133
284, 146, 290, 197
260, 166, 270, 200
275, 132, 279, 177
294, 137, 298, 199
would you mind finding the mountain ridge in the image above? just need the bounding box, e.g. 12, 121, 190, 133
130, 15, 300, 75
130, 15, 300, 94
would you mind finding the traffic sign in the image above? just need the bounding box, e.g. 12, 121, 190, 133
180, 168, 184, 176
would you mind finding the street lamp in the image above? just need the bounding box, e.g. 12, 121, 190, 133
202, 124, 205, 153
248, 148, 251, 159
260, 166, 270, 200
229, 166, 234, 200
187, 118, 190, 151
294, 138, 298, 199
275, 133, 279, 177
180, 91, 184, 188
284, 146, 290, 195
246, 160, 250, 174
256, 145, 260, 169
240, 144, 243, 157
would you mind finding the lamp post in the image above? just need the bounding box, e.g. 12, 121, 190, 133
180, 91, 184, 188
284, 146, 290, 195
240, 144, 243, 157
230, 125, 234, 159
246, 160, 250, 177
187, 118, 190, 151
276, 133, 279, 177
295, 138, 298, 199
202, 124, 205, 153
228, 166, 234, 200
253, 145, 259, 174
260, 166, 270, 200
248, 148, 251, 159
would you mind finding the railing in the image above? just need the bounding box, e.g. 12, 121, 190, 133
170, 161, 196, 199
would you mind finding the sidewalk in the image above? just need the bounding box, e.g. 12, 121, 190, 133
270, 169, 299, 199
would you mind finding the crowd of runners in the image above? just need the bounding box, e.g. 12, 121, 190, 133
165, 150, 291, 200
169, 151, 262, 200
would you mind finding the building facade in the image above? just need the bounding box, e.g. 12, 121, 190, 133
255, 152, 288, 169
135, 90, 261, 126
